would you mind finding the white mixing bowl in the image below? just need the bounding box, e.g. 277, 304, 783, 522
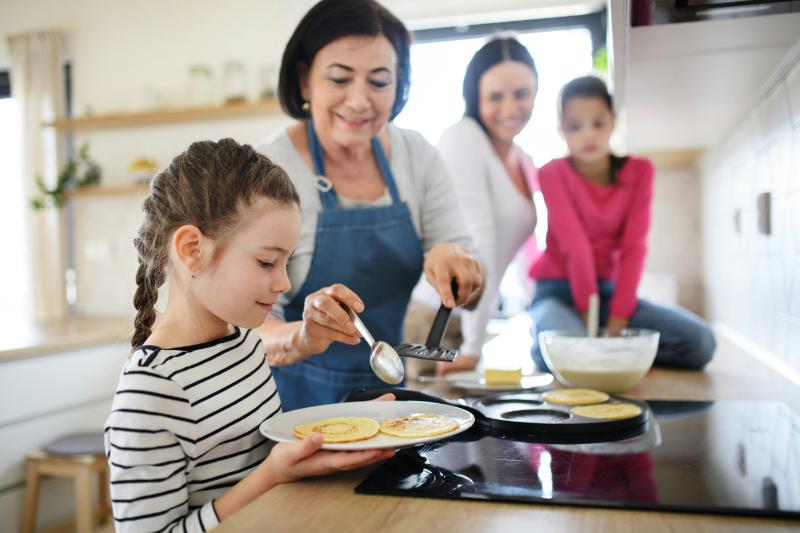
538, 328, 660, 392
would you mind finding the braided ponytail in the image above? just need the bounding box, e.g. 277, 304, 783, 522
131, 206, 167, 349
129, 138, 298, 351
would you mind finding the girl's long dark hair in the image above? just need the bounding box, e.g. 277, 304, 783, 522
560, 76, 627, 183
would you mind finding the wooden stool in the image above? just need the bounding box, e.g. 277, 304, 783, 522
21, 433, 111, 533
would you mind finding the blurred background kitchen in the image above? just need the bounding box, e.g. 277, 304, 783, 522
1, 0, 799, 530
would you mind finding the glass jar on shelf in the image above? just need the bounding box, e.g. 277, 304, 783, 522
259, 65, 278, 100
187, 64, 216, 107
222, 61, 248, 104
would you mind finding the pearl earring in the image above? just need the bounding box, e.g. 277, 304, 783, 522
302, 100, 310, 112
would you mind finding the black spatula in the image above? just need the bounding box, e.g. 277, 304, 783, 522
395, 279, 459, 363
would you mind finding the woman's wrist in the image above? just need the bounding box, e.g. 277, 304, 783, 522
287, 323, 312, 358
260, 319, 307, 366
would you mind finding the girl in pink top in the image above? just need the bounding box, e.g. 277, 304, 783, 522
529, 76, 715, 371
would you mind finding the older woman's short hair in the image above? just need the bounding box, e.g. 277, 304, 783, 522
463, 36, 538, 130
278, 0, 411, 121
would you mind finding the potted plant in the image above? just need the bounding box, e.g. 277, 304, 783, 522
30, 142, 101, 209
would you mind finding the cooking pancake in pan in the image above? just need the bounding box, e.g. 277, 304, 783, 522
542, 388, 610, 406
570, 403, 642, 420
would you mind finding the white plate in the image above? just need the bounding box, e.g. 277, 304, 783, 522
259, 400, 475, 450
446, 370, 554, 392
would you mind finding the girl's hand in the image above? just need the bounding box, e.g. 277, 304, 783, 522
261, 393, 397, 487
294, 283, 364, 356
262, 435, 395, 488
607, 316, 629, 337
373, 393, 396, 401
424, 243, 482, 309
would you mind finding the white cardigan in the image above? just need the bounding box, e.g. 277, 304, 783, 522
411, 117, 538, 357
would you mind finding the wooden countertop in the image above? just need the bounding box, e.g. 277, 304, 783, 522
216, 332, 800, 533
0, 315, 132, 362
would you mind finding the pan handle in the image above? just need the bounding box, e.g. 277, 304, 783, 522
425, 278, 459, 348
343, 386, 446, 403
342, 386, 486, 421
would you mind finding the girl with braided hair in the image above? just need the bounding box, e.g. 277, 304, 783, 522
105, 138, 394, 532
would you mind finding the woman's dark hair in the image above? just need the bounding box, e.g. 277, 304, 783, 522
278, 0, 411, 121
559, 75, 613, 115
559, 76, 626, 183
463, 36, 538, 130
131, 138, 299, 350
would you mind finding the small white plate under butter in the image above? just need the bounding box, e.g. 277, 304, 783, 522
420, 371, 553, 392
259, 400, 475, 451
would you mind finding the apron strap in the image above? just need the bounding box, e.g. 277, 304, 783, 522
371, 136, 401, 204
306, 120, 402, 208
307, 120, 339, 210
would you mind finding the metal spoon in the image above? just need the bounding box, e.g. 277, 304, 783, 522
342, 305, 404, 384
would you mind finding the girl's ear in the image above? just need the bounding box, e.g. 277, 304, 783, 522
172, 225, 208, 276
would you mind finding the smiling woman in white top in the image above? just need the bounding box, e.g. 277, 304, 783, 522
407, 36, 539, 376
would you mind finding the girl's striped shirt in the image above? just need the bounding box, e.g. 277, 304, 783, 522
104, 327, 281, 532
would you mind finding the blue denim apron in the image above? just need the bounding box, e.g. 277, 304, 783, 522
272, 122, 424, 410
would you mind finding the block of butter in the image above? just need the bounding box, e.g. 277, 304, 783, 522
483, 367, 522, 385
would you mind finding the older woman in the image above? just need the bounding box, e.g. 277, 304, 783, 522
257, 0, 482, 410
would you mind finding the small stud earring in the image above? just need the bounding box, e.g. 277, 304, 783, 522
191, 272, 196, 279
302, 100, 310, 112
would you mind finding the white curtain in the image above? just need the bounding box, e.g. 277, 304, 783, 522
8, 31, 68, 322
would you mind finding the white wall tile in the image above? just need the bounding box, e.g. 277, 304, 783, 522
786, 61, 800, 127
790, 126, 800, 193
789, 191, 800, 257
701, 50, 800, 371
764, 83, 793, 142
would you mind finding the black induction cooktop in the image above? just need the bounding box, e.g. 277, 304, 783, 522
356, 400, 800, 519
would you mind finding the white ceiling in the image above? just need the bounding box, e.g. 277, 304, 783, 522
624, 13, 800, 152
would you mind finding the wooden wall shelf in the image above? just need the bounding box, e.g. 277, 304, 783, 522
66, 184, 150, 198
43, 99, 282, 131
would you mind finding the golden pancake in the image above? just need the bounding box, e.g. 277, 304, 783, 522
542, 388, 609, 406
292, 417, 379, 443
570, 403, 642, 420
379, 413, 460, 438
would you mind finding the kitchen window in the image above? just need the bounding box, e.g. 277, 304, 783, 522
397, 13, 603, 165
0, 81, 33, 325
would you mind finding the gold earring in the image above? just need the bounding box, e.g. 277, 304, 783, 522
302, 100, 310, 112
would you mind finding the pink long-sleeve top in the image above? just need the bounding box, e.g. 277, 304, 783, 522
528, 156, 654, 318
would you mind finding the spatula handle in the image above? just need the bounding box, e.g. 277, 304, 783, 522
425, 279, 459, 347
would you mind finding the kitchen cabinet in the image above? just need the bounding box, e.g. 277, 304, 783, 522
0, 337, 129, 531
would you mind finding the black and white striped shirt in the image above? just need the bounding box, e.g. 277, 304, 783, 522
104, 327, 281, 532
